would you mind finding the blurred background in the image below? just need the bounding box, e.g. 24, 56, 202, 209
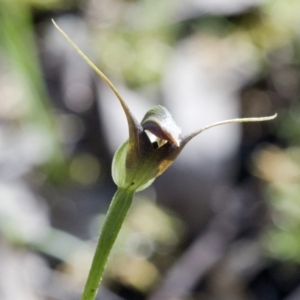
0, 0, 300, 299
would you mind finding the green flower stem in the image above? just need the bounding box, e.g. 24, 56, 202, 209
81, 188, 135, 300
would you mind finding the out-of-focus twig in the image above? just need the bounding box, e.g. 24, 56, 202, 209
148, 191, 244, 300
285, 286, 300, 300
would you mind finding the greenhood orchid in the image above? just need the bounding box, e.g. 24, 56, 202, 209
52, 20, 277, 300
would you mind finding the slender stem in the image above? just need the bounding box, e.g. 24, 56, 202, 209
81, 188, 134, 300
